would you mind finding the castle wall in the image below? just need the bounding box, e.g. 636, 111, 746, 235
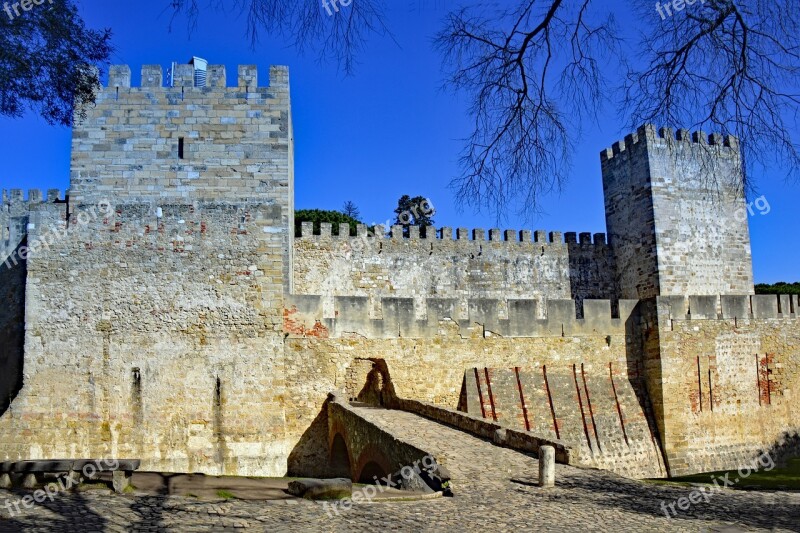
293, 224, 616, 317
602, 126, 753, 298
644, 295, 800, 475
283, 294, 665, 479
70, 64, 294, 292
0, 64, 296, 477
0, 200, 288, 475
0, 191, 65, 415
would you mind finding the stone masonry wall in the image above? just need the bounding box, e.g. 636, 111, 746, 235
0, 200, 288, 476
282, 294, 666, 478
0, 191, 66, 415
293, 223, 616, 317
0, 64, 295, 477
644, 295, 800, 476
70, 64, 294, 292
462, 365, 666, 479
602, 125, 753, 298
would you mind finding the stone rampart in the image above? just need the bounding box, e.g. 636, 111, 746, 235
293, 223, 616, 318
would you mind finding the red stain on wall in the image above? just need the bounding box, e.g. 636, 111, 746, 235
283, 306, 330, 338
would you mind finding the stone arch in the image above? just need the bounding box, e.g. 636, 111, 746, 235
344, 358, 397, 407
329, 432, 352, 479
355, 444, 393, 485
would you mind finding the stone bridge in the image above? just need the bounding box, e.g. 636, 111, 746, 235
326, 394, 443, 490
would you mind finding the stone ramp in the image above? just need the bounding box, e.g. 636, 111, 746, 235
461, 365, 666, 478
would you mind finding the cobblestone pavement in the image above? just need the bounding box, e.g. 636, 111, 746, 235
1, 406, 799, 532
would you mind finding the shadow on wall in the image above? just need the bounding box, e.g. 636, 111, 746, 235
0, 239, 26, 417
625, 299, 671, 475
287, 358, 396, 478
763, 429, 800, 468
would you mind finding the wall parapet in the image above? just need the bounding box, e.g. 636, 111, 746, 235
601, 124, 740, 163
3, 189, 65, 209
104, 64, 288, 90
657, 294, 797, 321
285, 295, 638, 339
390, 397, 574, 465
297, 222, 607, 246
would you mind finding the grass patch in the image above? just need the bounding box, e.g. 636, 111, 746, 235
216, 490, 236, 500
657, 458, 800, 490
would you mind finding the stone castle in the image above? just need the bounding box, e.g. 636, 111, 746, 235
0, 63, 797, 481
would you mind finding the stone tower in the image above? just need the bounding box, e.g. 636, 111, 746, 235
0, 63, 296, 476
601, 124, 754, 299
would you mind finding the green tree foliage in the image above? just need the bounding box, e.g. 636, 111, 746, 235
0, 1, 112, 126
393, 195, 436, 238
754, 282, 800, 295
295, 209, 362, 237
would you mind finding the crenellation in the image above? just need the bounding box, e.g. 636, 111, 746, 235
489, 229, 502, 241
319, 222, 332, 238
391, 225, 403, 239
549, 231, 562, 244
409, 225, 420, 239
692, 130, 708, 145
337, 223, 350, 238
472, 228, 486, 241
238, 65, 258, 88
564, 232, 577, 244
289, 294, 632, 339
141, 64, 163, 87
520, 230, 531, 242
173, 64, 195, 87
593, 233, 606, 245
208, 65, 226, 87
579, 232, 592, 245
109, 65, 131, 88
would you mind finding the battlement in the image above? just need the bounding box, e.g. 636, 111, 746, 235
285, 295, 639, 339
104, 64, 288, 90
658, 294, 798, 320
601, 124, 740, 163
3, 189, 65, 205
297, 222, 608, 246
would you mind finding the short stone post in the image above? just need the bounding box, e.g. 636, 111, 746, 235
112, 470, 132, 494
20, 473, 39, 489
539, 445, 555, 488
0, 473, 11, 489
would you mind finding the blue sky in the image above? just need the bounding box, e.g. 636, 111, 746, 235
0, 0, 796, 283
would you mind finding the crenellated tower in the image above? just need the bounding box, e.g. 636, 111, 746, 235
601, 124, 754, 299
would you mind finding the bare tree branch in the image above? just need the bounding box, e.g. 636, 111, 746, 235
436, 1, 619, 221
168, 0, 392, 75
626, 0, 800, 195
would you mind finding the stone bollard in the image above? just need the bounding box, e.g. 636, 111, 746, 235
0, 473, 11, 489
539, 445, 555, 488
20, 473, 39, 489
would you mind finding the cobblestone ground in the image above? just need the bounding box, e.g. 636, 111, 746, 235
1, 406, 799, 532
